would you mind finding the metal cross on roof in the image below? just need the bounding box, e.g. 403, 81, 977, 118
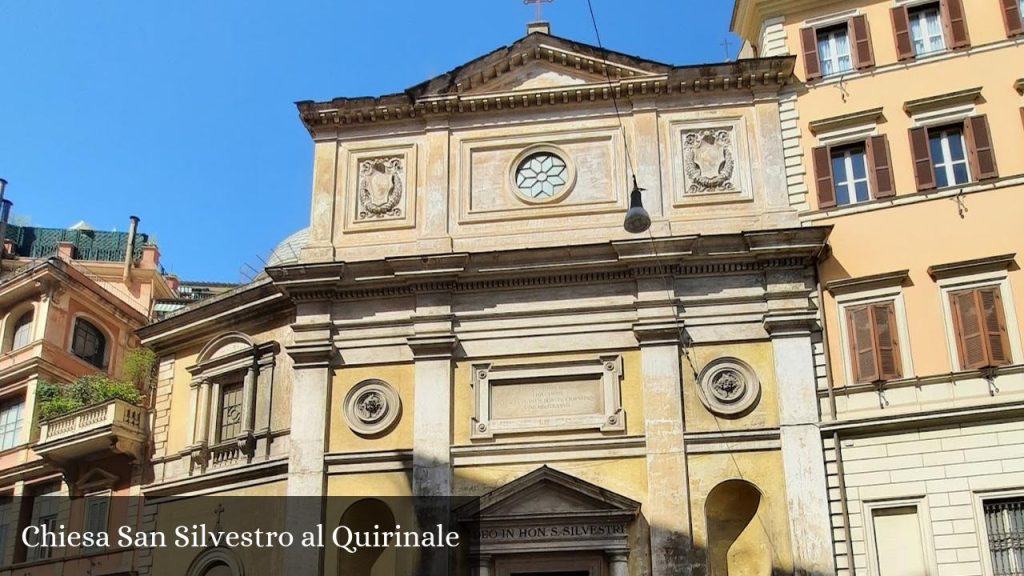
524, 0, 553, 21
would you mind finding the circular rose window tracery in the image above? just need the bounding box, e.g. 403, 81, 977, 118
509, 145, 576, 204
516, 152, 568, 199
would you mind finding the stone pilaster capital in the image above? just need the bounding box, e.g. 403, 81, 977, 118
763, 312, 818, 336
632, 321, 683, 346
286, 340, 337, 369
407, 334, 458, 360
607, 550, 630, 562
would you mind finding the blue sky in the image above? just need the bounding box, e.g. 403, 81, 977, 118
0, 1, 739, 282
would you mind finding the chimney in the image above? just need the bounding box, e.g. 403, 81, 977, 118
527, 21, 550, 35
123, 215, 140, 283
0, 179, 11, 259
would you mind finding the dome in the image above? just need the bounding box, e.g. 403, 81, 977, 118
265, 227, 310, 267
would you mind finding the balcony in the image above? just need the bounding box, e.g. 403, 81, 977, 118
35, 399, 146, 464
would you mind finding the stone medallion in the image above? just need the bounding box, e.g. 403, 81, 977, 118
357, 157, 404, 220
682, 128, 736, 194
697, 357, 760, 417
343, 379, 401, 436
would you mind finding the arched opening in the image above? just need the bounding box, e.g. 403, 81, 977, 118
185, 547, 244, 576
7, 310, 33, 352
338, 498, 396, 576
705, 479, 771, 576
70, 318, 107, 369
201, 561, 233, 576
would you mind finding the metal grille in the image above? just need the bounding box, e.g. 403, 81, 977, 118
986, 497, 1024, 576
218, 383, 244, 442
3, 224, 148, 263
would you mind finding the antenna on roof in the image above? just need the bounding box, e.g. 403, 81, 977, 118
721, 37, 734, 62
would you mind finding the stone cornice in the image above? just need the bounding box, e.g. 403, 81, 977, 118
927, 253, 1016, 280
267, 228, 831, 304
903, 87, 983, 116
808, 107, 885, 135
731, 0, 848, 43
296, 31, 795, 136
826, 269, 910, 295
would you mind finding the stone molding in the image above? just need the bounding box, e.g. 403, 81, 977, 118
470, 356, 625, 439
342, 379, 402, 436
763, 311, 818, 336
808, 107, 886, 136
826, 269, 910, 295
903, 86, 984, 116
927, 253, 1016, 281
451, 436, 646, 467
696, 357, 762, 417
406, 334, 457, 359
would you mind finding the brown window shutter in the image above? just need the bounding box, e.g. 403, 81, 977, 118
891, 6, 915, 60
909, 127, 937, 191
872, 303, 903, 380
965, 115, 999, 181
866, 135, 895, 199
850, 15, 875, 70
941, 0, 971, 49
979, 287, 1013, 366
847, 305, 880, 383
950, 289, 989, 370
1004, 0, 1024, 37
813, 145, 836, 209
801, 27, 822, 81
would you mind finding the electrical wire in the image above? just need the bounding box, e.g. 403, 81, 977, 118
585, 0, 637, 179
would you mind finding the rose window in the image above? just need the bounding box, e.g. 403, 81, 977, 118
515, 152, 568, 199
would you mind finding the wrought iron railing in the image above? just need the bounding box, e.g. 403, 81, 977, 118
4, 225, 148, 263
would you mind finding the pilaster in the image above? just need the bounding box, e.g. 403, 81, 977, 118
634, 319, 691, 576
765, 313, 835, 576
417, 116, 453, 253
283, 302, 336, 575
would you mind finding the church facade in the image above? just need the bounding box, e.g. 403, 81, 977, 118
138, 24, 834, 576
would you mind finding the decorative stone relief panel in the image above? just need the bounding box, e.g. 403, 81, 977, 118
667, 117, 754, 206
470, 355, 625, 439
696, 357, 761, 417
342, 143, 418, 232
357, 157, 404, 219
343, 379, 402, 436
455, 127, 626, 224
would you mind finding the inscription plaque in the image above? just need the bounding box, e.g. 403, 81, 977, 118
471, 356, 625, 439
490, 379, 603, 420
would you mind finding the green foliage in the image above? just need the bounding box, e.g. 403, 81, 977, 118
121, 347, 157, 389
36, 372, 144, 421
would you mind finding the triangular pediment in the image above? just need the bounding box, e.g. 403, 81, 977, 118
408, 33, 670, 99
458, 466, 640, 521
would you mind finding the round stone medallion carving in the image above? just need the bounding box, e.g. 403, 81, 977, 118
344, 379, 401, 436
697, 358, 760, 417
509, 145, 576, 204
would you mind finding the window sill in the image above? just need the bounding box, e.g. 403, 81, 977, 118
802, 173, 1024, 221
804, 37, 1021, 89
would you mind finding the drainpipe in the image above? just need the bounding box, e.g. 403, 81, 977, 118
123, 215, 139, 283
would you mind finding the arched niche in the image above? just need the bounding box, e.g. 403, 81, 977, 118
338, 498, 397, 576
705, 479, 772, 576
186, 547, 245, 576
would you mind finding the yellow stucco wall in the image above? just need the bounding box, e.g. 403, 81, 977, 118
329, 363, 415, 453
688, 450, 794, 575
682, 342, 779, 432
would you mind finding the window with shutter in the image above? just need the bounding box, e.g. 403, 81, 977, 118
846, 301, 904, 384
800, 27, 822, 81
909, 3, 946, 55
892, 6, 916, 61
813, 145, 836, 209
910, 126, 937, 191
830, 144, 871, 206
816, 24, 853, 77
941, 0, 971, 49
1003, 0, 1024, 37
866, 135, 895, 199
950, 286, 1013, 370
83, 494, 110, 552
965, 115, 999, 181
850, 15, 875, 70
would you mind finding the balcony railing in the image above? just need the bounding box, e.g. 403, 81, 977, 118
35, 399, 146, 463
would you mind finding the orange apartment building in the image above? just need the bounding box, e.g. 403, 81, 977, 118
733, 1, 1024, 575
0, 205, 174, 576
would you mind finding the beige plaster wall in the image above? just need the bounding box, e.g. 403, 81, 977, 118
329, 363, 414, 453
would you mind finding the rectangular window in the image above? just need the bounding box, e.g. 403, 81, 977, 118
0, 497, 10, 566
949, 286, 1013, 369
929, 125, 971, 188
830, 145, 871, 206
909, 4, 945, 55
817, 25, 853, 77
846, 301, 904, 384
984, 496, 1024, 576
218, 382, 244, 442
26, 483, 61, 561
872, 506, 929, 575
82, 493, 109, 552
0, 399, 24, 452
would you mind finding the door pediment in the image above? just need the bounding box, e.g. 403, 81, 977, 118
458, 466, 640, 555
